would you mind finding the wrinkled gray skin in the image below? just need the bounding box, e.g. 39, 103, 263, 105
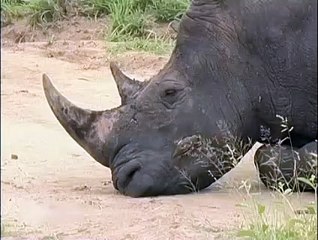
43, 0, 317, 197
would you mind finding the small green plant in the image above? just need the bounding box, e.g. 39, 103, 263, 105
1, 0, 30, 25
173, 117, 317, 239
110, 36, 174, 55
1, 0, 67, 28
236, 114, 317, 240
261, 115, 317, 192
79, 0, 112, 17
85, 0, 189, 49
1, 0, 190, 53
150, 0, 189, 22
108, 0, 151, 41
236, 183, 317, 240
27, 0, 65, 28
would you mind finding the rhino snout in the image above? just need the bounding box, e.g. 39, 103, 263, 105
112, 160, 157, 197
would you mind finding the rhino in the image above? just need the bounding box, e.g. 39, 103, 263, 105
42, 0, 317, 197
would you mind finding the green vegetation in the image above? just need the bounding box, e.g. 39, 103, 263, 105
109, 36, 174, 55
236, 117, 317, 240
83, 0, 188, 41
175, 117, 317, 240
107, 0, 152, 41
80, 0, 188, 22
236, 180, 317, 240
149, 0, 189, 22
1, 0, 29, 22
1, 0, 189, 53
27, 0, 65, 28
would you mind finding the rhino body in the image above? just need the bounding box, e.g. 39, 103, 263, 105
43, 0, 317, 197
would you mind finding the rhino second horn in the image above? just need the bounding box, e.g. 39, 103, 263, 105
42, 74, 119, 167
109, 62, 144, 105
169, 20, 180, 33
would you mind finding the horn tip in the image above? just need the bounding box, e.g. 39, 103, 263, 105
42, 73, 56, 101
42, 73, 51, 87
109, 61, 119, 72
109, 61, 116, 67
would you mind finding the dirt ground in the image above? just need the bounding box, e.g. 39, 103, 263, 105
1, 20, 315, 240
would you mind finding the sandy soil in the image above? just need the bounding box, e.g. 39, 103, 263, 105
1, 21, 315, 240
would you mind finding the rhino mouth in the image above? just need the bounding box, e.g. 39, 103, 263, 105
110, 139, 227, 196
109, 143, 182, 197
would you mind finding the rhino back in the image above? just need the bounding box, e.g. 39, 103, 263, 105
232, 0, 317, 144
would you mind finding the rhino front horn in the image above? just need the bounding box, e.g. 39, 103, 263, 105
42, 74, 120, 167
109, 62, 144, 105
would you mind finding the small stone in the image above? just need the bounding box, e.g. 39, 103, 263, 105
74, 185, 89, 191
11, 154, 18, 160
102, 180, 112, 185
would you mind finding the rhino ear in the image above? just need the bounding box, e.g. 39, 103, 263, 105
110, 62, 144, 105
42, 74, 120, 167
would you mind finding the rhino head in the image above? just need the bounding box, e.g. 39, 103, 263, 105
43, 0, 256, 197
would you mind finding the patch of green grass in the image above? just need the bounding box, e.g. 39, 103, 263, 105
109, 36, 174, 55
236, 175, 317, 240
107, 0, 189, 40
102, 0, 187, 52
1, 0, 30, 25
1, 0, 189, 53
107, 0, 152, 41
236, 121, 317, 240
1, 0, 69, 28
1, 0, 61, 26
1, 0, 25, 5
83, 0, 188, 51
1, 2, 28, 18
176, 118, 317, 240
1, 0, 23, 3
27, 0, 64, 28
149, 0, 189, 22
82, 0, 189, 21
237, 200, 317, 240
79, 0, 112, 17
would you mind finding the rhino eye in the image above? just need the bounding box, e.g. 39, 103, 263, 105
164, 89, 177, 97
161, 88, 182, 108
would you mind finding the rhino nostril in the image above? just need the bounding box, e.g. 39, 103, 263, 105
125, 165, 140, 186
116, 161, 141, 192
